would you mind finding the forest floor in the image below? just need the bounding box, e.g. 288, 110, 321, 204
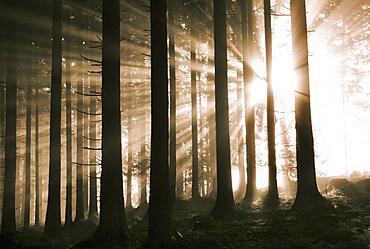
2, 180, 370, 249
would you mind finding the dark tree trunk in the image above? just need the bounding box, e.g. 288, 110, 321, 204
2, 15, 17, 234
290, 0, 325, 207
75, 60, 84, 222
140, 96, 147, 206
94, 0, 128, 240
83, 78, 89, 216
44, 0, 62, 236
88, 83, 97, 217
169, 0, 177, 206
145, 0, 171, 247
64, 54, 73, 226
211, 0, 235, 218
23, 75, 32, 230
241, 0, 257, 201
191, 26, 200, 201
264, 0, 279, 203
34, 88, 40, 226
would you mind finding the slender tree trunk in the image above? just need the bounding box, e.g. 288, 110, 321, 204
2, 16, 17, 234
83, 78, 89, 216
23, 75, 32, 229
145, 0, 171, 247
290, 0, 325, 207
211, 0, 235, 218
264, 0, 279, 203
241, 0, 257, 201
127, 104, 133, 209
236, 67, 246, 198
140, 115, 147, 206
44, 0, 62, 236
169, 0, 177, 206
34, 88, 40, 226
88, 83, 97, 217
75, 60, 84, 222
94, 0, 128, 240
64, 55, 73, 226
191, 27, 200, 201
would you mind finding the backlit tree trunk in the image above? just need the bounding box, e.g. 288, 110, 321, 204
88, 83, 97, 217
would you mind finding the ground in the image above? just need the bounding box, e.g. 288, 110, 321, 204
2, 181, 370, 249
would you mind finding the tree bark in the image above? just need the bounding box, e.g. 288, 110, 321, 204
83, 74, 89, 216
88, 83, 97, 217
44, 0, 62, 236
241, 0, 257, 201
290, 0, 325, 207
94, 0, 128, 241
145, 0, 171, 247
264, 0, 279, 203
2, 13, 17, 234
211, 0, 235, 218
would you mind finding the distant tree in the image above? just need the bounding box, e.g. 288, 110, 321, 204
23, 68, 32, 229
64, 44, 73, 226
240, 0, 257, 201
211, 0, 235, 218
264, 0, 279, 203
1, 1, 18, 234
34, 87, 40, 227
94, 0, 128, 241
190, 11, 200, 201
290, 0, 326, 207
82, 72, 89, 216
144, 0, 171, 247
44, 0, 63, 236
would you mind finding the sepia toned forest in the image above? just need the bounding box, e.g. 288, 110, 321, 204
0, 0, 369, 248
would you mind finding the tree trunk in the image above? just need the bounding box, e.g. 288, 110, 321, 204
139, 114, 147, 206
241, 0, 257, 201
88, 83, 97, 217
2, 15, 17, 234
145, 0, 171, 247
23, 74, 32, 230
83, 77, 89, 216
127, 104, 133, 209
75, 60, 84, 222
191, 26, 200, 201
34, 88, 40, 226
64, 54, 73, 226
44, 0, 62, 236
290, 0, 325, 207
211, 0, 235, 218
94, 0, 128, 240
264, 0, 279, 203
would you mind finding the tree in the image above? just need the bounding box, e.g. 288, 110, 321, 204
240, 0, 257, 201
23, 68, 32, 229
190, 13, 200, 201
264, 0, 279, 203
34, 88, 40, 227
44, 0, 63, 236
94, 0, 128, 240
126, 94, 133, 209
1, 1, 18, 233
211, 0, 235, 218
290, 0, 326, 207
64, 45, 73, 226
168, 0, 177, 206
144, 0, 171, 247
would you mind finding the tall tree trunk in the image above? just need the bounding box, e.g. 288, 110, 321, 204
2, 15, 17, 234
94, 0, 128, 240
139, 87, 147, 206
24, 75, 32, 229
34, 88, 40, 226
264, 0, 279, 203
211, 0, 235, 218
88, 83, 97, 217
64, 54, 73, 226
191, 27, 200, 201
241, 0, 257, 201
290, 0, 325, 207
236, 67, 246, 198
75, 60, 84, 222
127, 103, 133, 209
83, 78, 89, 216
44, 0, 62, 236
168, 0, 177, 206
145, 0, 171, 247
